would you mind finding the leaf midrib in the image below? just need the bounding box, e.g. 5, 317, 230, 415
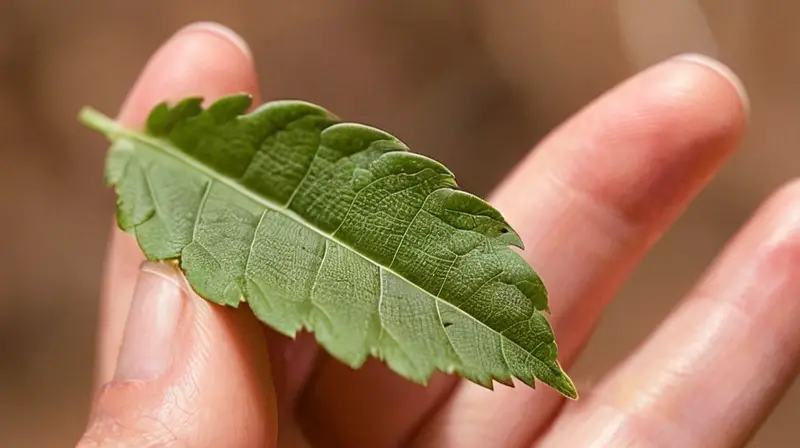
81, 108, 553, 379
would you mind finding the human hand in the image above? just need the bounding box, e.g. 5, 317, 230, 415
77, 22, 798, 448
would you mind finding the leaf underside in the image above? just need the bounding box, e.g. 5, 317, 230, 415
79, 94, 577, 399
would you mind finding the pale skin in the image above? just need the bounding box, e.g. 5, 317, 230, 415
77, 22, 799, 448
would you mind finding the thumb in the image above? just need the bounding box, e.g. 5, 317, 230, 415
78, 261, 278, 447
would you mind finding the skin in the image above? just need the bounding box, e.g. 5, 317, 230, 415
76, 22, 799, 448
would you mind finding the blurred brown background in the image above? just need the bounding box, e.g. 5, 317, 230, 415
1, 0, 797, 446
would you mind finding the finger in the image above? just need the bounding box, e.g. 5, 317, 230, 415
94, 21, 260, 388
86, 21, 278, 447
541, 180, 800, 447
298, 357, 456, 447
410, 54, 749, 447
79, 263, 277, 447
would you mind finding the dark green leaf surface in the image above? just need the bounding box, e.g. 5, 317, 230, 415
79, 94, 576, 398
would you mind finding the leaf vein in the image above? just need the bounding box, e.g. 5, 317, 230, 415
242, 209, 270, 281
387, 190, 435, 269
238, 114, 314, 188
434, 300, 463, 367
191, 181, 213, 242
436, 256, 458, 297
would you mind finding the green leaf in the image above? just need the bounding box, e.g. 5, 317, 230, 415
78, 94, 577, 399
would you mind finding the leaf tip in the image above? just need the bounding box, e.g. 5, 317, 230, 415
563, 382, 579, 400
497, 227, 525, 249
554, 366, 579, 400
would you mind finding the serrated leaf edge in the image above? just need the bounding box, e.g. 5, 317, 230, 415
78, 100, 578, 399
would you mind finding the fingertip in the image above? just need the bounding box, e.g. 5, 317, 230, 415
117, 21, 259, 126
730, 177, 800, 245
670, 53, 750, 120
503, 51, 749, 230
636, 53, 748, 144
768, 178, 800, 210
181, 21, 253, 60
750, 177, 800, 246
632, 54, 749, 161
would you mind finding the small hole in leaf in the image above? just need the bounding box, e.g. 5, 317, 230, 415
443, 322, 453, 328
500, 228, 509, 234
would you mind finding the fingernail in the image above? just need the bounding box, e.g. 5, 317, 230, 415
179, 21, 252, 60
672, 53, 750, 118
114, 262, 188, 382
